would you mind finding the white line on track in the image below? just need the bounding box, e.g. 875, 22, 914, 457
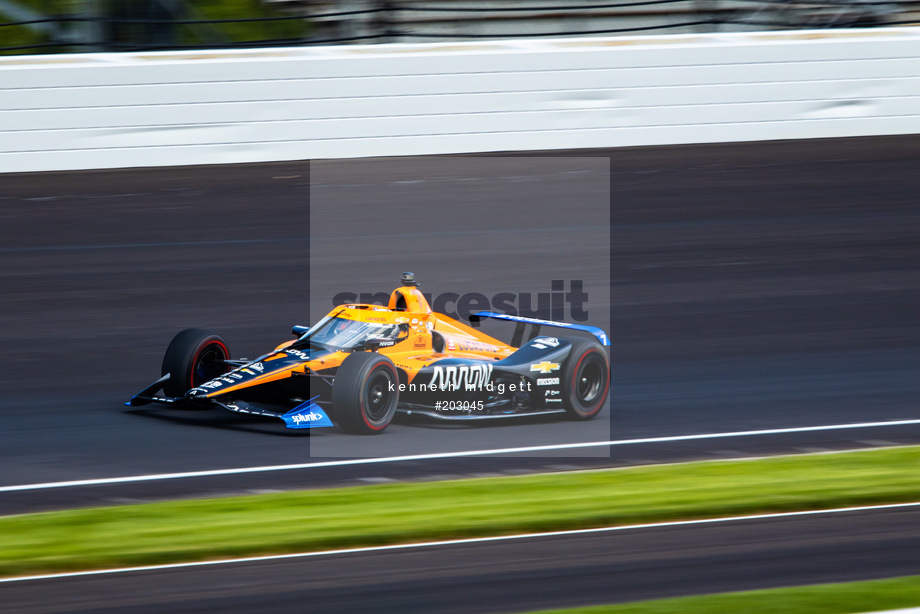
3, 418, 920, 493
2, 501, 918, 584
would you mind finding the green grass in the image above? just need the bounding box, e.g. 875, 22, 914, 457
526, 575, 920, 614
2, 446, 919, 578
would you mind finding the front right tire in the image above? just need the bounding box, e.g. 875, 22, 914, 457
332, 352, 399, 434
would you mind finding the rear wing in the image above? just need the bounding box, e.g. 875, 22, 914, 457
469, 311, 609, 347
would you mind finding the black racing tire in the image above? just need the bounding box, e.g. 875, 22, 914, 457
332, 352, 399, 435
161, 328, 231, 397
560, 337, 609, 420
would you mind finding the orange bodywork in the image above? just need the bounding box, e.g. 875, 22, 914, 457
202, 284, 514, 398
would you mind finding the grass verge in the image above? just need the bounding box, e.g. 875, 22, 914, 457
526, 574, 920, 614
2, 446, 919, 578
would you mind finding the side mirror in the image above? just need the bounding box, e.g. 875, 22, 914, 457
292, 325, 310, 337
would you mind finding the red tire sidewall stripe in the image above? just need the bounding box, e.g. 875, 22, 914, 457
189, 339, 229, 390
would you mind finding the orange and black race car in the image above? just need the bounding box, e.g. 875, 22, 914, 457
129, 273, 610, 434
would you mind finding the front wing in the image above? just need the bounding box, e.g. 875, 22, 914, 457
126, 374, 334, 430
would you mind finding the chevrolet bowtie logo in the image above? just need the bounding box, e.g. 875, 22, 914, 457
530, 361, 560, 374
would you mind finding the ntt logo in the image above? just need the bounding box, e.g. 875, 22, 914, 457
333, 280, 589, 322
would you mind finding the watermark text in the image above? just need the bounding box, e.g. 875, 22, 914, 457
333, 280, 589, 321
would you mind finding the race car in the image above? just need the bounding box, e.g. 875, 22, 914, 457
129, 273, 610, 434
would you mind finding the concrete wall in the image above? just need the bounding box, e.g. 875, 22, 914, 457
1, 27, 919, 173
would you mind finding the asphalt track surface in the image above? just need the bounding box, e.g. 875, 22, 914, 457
2, 135, 920, 498
3, 135, 920, 510
4, 506, 920, 613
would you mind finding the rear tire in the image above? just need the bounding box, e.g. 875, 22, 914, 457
332, 352, 399, 435
161, 328, 231, 397
560, 337, 609, 420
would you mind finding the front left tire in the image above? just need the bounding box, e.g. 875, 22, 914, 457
161, 328, 231, 397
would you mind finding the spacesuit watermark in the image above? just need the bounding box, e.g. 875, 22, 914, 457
332, 279, 589, 322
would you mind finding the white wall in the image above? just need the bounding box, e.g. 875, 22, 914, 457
1, 28, 919, 173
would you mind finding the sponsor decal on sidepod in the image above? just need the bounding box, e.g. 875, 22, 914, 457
429, 364, 493, 391
530, 361, 560, 374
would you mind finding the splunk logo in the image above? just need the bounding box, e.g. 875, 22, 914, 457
291, 412, 325, 424
332, 280, 589, 322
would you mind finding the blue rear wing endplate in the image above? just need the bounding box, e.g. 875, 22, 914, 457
469, 311, 609, 346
